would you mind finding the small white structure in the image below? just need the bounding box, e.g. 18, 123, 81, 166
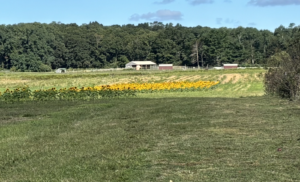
223, 64, 238, 69
125, 61, 156, 70
55, 68, 67, 73
213, 67, 224, 70
159, 64, 173, 70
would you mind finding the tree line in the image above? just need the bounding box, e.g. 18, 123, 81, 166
0, 21, 299, 72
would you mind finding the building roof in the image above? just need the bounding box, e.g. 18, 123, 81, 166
159, 64, 173, 66
126, 61, 156, 66
223, 64, 238, 66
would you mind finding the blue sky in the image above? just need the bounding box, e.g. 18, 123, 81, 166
0, 0, 299, 31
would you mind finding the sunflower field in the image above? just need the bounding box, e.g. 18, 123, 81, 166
93, 80, 219, 92
0, 81, 219, 102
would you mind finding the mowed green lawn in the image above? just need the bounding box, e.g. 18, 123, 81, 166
1, 70, 300, 181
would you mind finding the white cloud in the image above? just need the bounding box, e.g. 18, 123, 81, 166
130, 10, 183, 21
186, 0, 230, 5
154, 0, 176, 4
186, 0, 214, 5
225, 18, 240, 24
248, 0, 300, 6
216, 18, 240, 26
216, 18, 223, 24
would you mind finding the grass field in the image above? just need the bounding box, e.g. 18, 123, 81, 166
2, 69, 300, 181
0, 69, 265, 97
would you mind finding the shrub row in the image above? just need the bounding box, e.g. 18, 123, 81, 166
0, 87, 136, 103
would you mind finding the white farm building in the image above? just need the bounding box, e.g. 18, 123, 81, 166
125, 61, 157, 70
55, 68, 67, 73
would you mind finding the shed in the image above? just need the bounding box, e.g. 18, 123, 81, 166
55, 68, 67, 73
223, 64, 238, 69
213, 67, 224, 70
125, 61, 156, 70
159, 64, 173, 70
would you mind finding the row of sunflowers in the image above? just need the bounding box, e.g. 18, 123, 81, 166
92, 80, 220, 92
0, 80, 219, 102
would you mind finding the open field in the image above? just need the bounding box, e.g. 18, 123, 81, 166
2, 69, 300, 181
1, 97, 300, 181
0, 69, 265, 97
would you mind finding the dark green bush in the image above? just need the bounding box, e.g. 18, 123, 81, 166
39, 64, 52, 72
264, 38, 300, 100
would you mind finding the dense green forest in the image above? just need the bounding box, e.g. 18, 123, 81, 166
0, 21, 299, 71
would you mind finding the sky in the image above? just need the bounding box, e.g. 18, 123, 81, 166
0, 0, 299, 31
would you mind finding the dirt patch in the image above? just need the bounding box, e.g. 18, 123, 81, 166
241, 84, 251, 91
188, 75, 202, 81
117, 78, 131, 83
220, 74, 244, 84
166, 76, 177, 81
254, 73, 263, 81
0, 79, 30, 84
233, 84, 245, 91
142, 76, 161, 82
175, 76, 192, 82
